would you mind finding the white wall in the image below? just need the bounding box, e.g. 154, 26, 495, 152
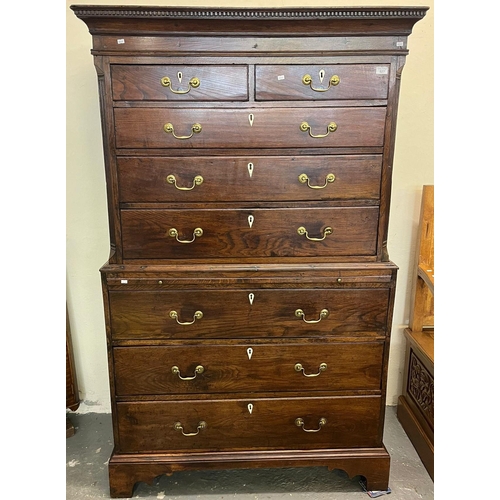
66, 0, 434, 413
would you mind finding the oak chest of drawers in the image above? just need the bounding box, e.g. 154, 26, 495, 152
71, 5, 427, 497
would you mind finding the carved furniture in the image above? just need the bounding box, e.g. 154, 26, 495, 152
397, 185, 434, 479
71, 6, 428, 497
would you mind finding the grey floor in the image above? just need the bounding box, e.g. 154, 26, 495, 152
66, 406, 433, 499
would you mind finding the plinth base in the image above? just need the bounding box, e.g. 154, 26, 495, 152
108, 447, 391, 498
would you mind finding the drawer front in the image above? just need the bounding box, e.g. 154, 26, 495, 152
120, 207, 379, 259
114, 342, 384, 395
117, 155, 382, 203
109, 288, 390, 340
255, 64, 390, 101
111, 65, 248, 101
116, 395, 382, 452
114, 107, 386, 149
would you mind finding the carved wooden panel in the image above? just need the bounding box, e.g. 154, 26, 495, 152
407, 349, 434, 428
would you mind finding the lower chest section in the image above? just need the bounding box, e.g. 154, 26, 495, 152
104, 264, 395, 453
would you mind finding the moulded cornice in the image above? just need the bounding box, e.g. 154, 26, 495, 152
70, 6, 429, 20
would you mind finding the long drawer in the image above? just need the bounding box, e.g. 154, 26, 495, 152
114, 107, 386, 149
116, 395, 382, 452
109, 288, 390, 340
120, 207, 379, 259
113, 341, 384, 395
117, 155, 382, 203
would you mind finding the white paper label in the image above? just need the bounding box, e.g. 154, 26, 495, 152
277, 75, 285, 80
120, 279, 128, 284
376, 67, 389, 75
117, 39, 125, 44
396, 41, 404, 47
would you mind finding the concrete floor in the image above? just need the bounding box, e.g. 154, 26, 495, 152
66, 406, 433, 499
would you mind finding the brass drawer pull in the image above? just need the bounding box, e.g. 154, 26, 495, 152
295, 308, 329, 324
171, 365, 204, 380
160, 76, 200, 94
166, 174, 204, 191
295, 417, 327, 433
302, 73, 340, 92
295, 362, 328, 377
298, 173, 335, 189
168, 227, 203, 243
300, 121, 337, 139
297, 226, 332, 241
163, 122, 202, 140
169, 310, 203, 325
174, 420, 207, 437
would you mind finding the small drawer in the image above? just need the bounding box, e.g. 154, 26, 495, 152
111, 65, 248, 101
114, 107, 386, 149
113, 341, 384, 396
120, 207, 379, 259
116, 395, 382, 452
108, 287, 390, 340
117, 155, 382, 203
255, 64, 390, 101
